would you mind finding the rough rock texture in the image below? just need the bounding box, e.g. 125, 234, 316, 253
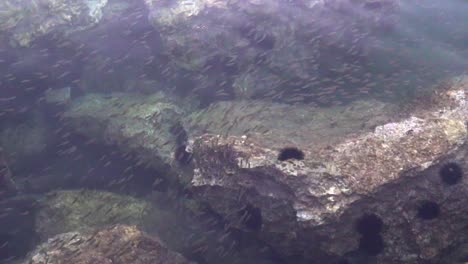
61, 88, 401, 263
20, 224, 193, 264
0, 0, 108, 47
61, 75, 467, 263
440, 241, 468, 264
35, 190, 151, 241
63, 92, 185, 169
188, 75, 468, 263
184, 98, 398, 151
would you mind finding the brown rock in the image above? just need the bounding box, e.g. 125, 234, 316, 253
188, 76, 468, 263
23, 225, 193, 264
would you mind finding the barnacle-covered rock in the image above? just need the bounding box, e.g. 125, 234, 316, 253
21, 225, 193, 264
187, 75, 468, 263
61, 73, 467, 263
35, 190, 152, 240
0, 0, 108, 47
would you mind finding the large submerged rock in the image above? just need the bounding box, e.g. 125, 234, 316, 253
61, 76, 467, 263
0, 0, 108, 47
63, 92, 185, 170
189, 76, 468, 263
184, 98, 398, 151
20, 224, 193, 264
35, 190, 152, 241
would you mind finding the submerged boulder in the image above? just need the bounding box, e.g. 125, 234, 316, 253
35, 190, 152, 240
21, 224, 193, 264
60, 76, 467, 263
184, 98, 397, 151
63, 92, 185, 171
187, 76, 467, 263
0, 0, 108, 47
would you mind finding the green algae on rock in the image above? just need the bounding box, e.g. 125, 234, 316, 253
21, 224, 193, 264
63, 92, 185, 169
35, 190, 152, 240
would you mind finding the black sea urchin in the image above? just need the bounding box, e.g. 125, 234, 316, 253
439, 162, 463, 185
277, 147, 305, 161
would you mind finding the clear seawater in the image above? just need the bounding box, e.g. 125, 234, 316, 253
0, 0, 466, 263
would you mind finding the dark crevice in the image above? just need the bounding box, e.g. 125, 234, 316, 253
354, 213, 385, 257
238, 204, 263, 232
355, 214, 383, 237
174, 145, 193, 165
358, 234, 384, 256
169, 121, 188, 147
277, 147, 305, 161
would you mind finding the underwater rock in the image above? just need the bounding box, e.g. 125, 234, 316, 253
184, 98, 397, 150
21, 224, 193, 264
0, 0, 108, 47
60, 75, 467, 263
35, 190, 151, 241
144, 0, 399, 104
187, 76, 468, 263
63, 92, 184, 170
440, 240, 468, 264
